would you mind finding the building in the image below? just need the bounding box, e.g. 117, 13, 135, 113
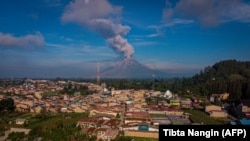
125, 111, 152, 125
15, 118, 28, 125
180, 98, 192, 109
230, 119, 250, 125
209, 110, 228, 118
205, 105, 222, 112
169, 99, 180, 107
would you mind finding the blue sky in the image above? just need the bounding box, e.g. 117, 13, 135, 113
0, 0, 250, 78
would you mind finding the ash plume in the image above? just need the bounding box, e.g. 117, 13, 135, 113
61, 0, 134, 59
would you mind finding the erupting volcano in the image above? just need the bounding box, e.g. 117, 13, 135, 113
62, 0, 169, 78
101, 58, 168, 78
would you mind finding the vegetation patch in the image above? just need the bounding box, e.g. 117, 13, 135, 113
183, 109, 228, 125
150, 114, 166, 118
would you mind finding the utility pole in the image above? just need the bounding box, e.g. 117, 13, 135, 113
96, 62, 100, 85
152, 74, 156, 91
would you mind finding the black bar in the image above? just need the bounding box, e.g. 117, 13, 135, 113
159, 125, 250, 141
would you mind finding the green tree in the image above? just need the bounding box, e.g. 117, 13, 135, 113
8, 132, 25, 141
245, 81, 250, 98
0, 98, 15, 112
116, 113, 120, 119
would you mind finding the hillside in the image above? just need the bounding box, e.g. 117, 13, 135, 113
182, 59, 250, 100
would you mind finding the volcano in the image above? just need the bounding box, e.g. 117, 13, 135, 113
100, 58, 169, 79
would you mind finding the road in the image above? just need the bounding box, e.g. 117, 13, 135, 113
119, 102, 126, 126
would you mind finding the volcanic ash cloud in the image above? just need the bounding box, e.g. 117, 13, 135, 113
61, 0, 134, 59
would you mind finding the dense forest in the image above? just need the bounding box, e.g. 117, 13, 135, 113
182, 59, 250, 100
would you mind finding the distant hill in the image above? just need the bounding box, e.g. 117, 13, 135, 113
182, 59, 250, 100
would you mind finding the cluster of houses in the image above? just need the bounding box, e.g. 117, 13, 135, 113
1, 79, 250, 140
77, 116, 119, 140
0, 79, 103, 114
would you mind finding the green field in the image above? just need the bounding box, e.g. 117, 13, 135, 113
3, 112, 89, 141
183, 109, 231, 125
150, 113, 166, 118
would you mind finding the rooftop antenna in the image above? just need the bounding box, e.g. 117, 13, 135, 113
97, 62, 101, 85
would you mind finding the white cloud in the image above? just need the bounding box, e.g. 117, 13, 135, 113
164, 18, 194, 27
61, 0, 120, 25
147, 25, 165, 37
163, 0, 250, 26
0, 32, 45, 48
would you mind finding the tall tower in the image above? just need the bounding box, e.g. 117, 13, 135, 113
152, 74, 156, 91
97, 62, 101, 85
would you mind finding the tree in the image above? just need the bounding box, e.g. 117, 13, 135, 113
89, 136, 97, 141
116, 113, 120, 119
228, 81, 242, 101
0, 98, 15, 112
7, 132, 25, 141
245, 81, 250, 98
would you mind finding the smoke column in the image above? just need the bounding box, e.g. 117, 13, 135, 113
61, 0, 134, 59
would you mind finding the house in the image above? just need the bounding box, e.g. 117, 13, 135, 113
239, 100, 250, 113
96, 128, 107, 138
30, 106, 42, 113
233, 100, 250, 119
103, 129, 118, 141
209, 110, 228, 118
125, 111, 152, 125
210, 93, 230, 103
0, 95, 5, 100
219, 93, 230, 100
72, 106, 85, 113
138, 122, 149, 131
121, 124, 159, 132
77, 117, 98, 128
91, 112, 116, 120
84, 127, 118, 141
15, 103, 30, 112
169, 99, 180, 107
80, 120, 118, 141
34, 91, 43, 100
168, 115, 191, 125
205, 105, 228, 118
152, 118, 171, 125
103, 119, 118, 129
209, 94, 220, 103
191, 96, 198, 103
230, 119, 250, 125
205, 105, 222, 112
180, 98, 192, 109
165, 107, 183, 116
15, 118, 28, 125
77, 117, 119, 129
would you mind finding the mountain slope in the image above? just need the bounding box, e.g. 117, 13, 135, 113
100, 58, 169, 79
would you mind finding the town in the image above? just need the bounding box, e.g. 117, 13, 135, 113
0, 78, 249, 141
